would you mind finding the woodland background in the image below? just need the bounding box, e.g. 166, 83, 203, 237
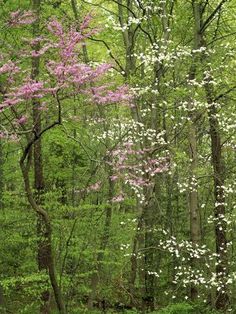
0, 0, 236, 313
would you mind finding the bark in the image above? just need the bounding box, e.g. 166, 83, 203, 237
204, 80, 229, 310
142, 197, 156, 312
129, 215, 143, 308
187, 1, 203, 300
192, 0, 229, 309
31, 1, 51, 312
117, 0, 136, 78
188, 116, 201, 300
20, 154, 66, 314
88, 165, 114, 309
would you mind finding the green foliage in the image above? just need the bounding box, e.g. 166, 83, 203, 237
153, 302, 222, 314
0, 0, 236, 313
155, 303, 194, 314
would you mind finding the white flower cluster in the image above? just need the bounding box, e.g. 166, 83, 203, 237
104, 14, 147, 32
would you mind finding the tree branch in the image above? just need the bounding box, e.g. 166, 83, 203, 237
200, 0, 229, 33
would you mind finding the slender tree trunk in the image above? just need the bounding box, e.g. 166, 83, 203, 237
187, 2, 203, 298
31, 1, 51, 312
204, 80, 229, 310
20, 154, 66, 314
192, 0, 229, 309
117, 0, 136, 79
88, 165, 114, 309
129, 214, 143, 309
188, 115, 201, 300
187, 97, 201, 301
142, 197, 155, 312
71, 106, 77, 207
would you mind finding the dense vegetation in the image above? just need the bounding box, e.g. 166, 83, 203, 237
0, 0, 236, 313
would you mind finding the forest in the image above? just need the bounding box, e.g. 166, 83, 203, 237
0, 0, 236, 313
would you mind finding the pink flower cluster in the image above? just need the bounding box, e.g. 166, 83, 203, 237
0, 98, 23, 112
111, 194, 125, 203
16, 115, 28, 125
8, 10, 36, 26
31, 43, 56, 58
108, 141, 169, 202
47, 62, 112, 87
87, 181, 101, 192
0, 61, 19, 75
10, 81, 45, 100
0, 131, 18, 141
91, 85, 133, 106
47, 18, 97, 60
1, 13, 132, 143
0, 81, 47, 112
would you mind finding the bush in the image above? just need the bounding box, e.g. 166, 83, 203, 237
152, 302, 222, 314
154, 302, 194, 314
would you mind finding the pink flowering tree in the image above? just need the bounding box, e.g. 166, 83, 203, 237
0, 10, 132, 314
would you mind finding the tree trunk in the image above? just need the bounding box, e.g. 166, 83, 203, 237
117, 0, 136, 79
20, 156, 66, 314
204, 81, 229, 310
188, 115, 201, 300
129, 214, 143, 309
187, 2, 203, 299
142, 197, 156, 312
192, 0, 229, 309
88, 167, 114, 309
31, 1, 51, 312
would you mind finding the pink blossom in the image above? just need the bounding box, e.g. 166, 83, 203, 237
111, 194, 125, 203
0, 61, 19, 74
31, 43, 55, 57
110, 175, 119, 181
16, 115, 28, 125
28, 36, 44, 46
88, 181, 101, 192
0, 132, 18, 142
0, 98, 23, 111
91, 85, 133, 105
80, 13, 93, 31
8, 10, 36, 26
13, 81, 45, 99
47, 19, 64, 37
47, 62, 112, 87
47, 19, 88, 59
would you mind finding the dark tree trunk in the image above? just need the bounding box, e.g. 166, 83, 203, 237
205, 83, 229, 310
191, 0, 230, 308
142, 198, 156, 313
20, 154, 66, 314
187, 1, 203, 300
31, 1, 51, 312
129, 215, 143, 308
88, 165, 114, 309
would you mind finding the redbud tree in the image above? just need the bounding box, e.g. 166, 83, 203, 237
0, 10, 131, 313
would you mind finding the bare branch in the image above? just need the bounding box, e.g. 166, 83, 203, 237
200, 0, 229, 33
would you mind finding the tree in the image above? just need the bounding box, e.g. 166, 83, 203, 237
0, 8, 130, 313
